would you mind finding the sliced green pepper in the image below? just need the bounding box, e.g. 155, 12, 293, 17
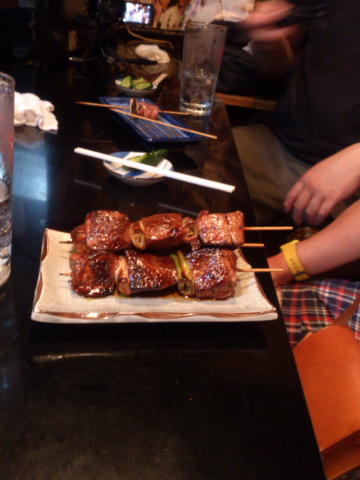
123, 149, 168, 171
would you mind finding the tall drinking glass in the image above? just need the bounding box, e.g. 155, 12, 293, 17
0, 73, 15, 287
180, 22, 227, 116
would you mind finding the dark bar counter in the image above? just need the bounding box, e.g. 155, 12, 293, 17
0, 58, 327, 480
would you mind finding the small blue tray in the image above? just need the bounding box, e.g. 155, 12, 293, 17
99, 97, 201, 144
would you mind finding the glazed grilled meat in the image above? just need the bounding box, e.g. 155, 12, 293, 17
70, 251, 120, 297
67, 211, 249, 300
69, 249, 179, 297
70, 224, 89, 254
73, 210, 247, 254
116, 249, 179, 296
130, 98, 160, 120
130, 213, 198, 250
183, 248, 237, 299
85, 210, 131, 251
196, 210, 245, 247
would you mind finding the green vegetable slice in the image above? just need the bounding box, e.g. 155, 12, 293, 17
123, 149, 168, 171
134, 82, 152, 90
176, 250, 194, 281
170, 254, 182, 278
121, 75, 132, 88
131, 77, 145, 86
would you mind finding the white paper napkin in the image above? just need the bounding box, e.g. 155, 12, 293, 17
134, 44, 170, 64
14, 92, 58, 131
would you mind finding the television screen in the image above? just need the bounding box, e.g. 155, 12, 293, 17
122, 2, 154, 25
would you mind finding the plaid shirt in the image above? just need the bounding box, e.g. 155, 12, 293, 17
281, 278, 360, 348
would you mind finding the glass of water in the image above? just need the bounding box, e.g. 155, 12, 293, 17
180, 22, 227, 117
0, 72, 15, 287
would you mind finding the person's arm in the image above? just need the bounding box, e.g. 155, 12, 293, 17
268, 199, 360, 287
240, 0, 302, 79
284, 143, 360, 226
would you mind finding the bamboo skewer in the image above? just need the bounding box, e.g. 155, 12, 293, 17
77, 100, 189, 116
239, 268, 284, 272
121, 105, 189, 116
75, 101, 217, 140
242, 243, 265, 248
74, 147, 235, 193
61, 267, 283, 276
245, 226, 293, 231
59, 240, 264, 248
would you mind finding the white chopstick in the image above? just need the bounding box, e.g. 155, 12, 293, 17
74, 147, 236, 193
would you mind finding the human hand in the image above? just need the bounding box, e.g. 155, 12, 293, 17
241, 0, 300, 45
240, 0, 303, 78
284, 143, 360, 226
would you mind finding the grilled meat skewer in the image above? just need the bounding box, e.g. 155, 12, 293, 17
177, 248, 237, 300
116, 249, 179, 296
130, 213, 198, 250
85, 210, 131, 251
196, 210, 245, 247
130, 98, 160, 120
69, 249, 179, 297
70, 224, 90, 254
70, 251, 121, 297
68, 209, 268, 255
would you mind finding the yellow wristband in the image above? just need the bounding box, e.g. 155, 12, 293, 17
280, 240, 310, 282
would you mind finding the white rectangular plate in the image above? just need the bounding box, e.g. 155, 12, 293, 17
32, 229, 278, 324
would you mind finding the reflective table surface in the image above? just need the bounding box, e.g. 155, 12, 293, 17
0, 59, 326, 480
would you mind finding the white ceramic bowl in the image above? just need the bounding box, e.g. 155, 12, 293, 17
103, 151, 173, 186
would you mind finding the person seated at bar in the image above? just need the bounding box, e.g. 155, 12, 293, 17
267, 198, 360, 348
232, 0, 360, 228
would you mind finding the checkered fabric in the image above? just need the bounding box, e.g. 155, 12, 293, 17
280, 278, 360, 348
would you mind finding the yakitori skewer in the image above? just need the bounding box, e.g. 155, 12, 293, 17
76, 101, 189, 116
63, 248, 283, 300
62, 211, 267, 252
75, 101, 218, 140
62, 266, 282, 276
124, 105, 189, 116
59, 239, 264, 248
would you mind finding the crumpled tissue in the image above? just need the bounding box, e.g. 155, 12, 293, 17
14, 92, 58, 131
134, 44, 170, 64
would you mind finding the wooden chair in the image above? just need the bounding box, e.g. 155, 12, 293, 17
216, 91, 277, 111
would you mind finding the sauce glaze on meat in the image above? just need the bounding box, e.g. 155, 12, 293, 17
197, 210, 245, 247
185, 248, 237, 299
85, 210, 131, 252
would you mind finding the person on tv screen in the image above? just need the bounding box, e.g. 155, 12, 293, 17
153, 0, 171, 27
160, 0, 191, 29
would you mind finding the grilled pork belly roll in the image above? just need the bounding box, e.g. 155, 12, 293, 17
130, 213, 198, 250
70, 251, 121, 297
85, 210, 131, 252
115, 249, 179, 296
196, 211, 245, 248
178, 248, 237, 299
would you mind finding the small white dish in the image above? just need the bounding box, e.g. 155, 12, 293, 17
103, 151, 173, 186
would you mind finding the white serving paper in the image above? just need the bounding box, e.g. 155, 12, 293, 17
32, 229, 278, 324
